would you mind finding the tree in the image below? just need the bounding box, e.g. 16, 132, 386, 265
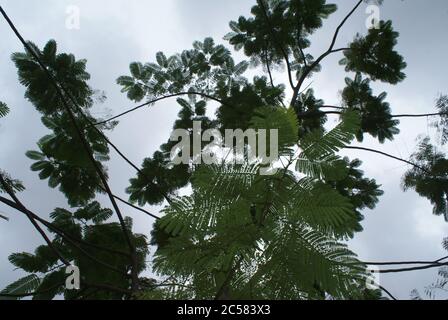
0, 1, 447, 300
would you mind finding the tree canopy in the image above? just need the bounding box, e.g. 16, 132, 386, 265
0, 0, 447, 300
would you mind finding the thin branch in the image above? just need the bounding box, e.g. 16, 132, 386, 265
377, 262, 448, 274
297, 80, 314, 96
344, 146, 430, 174
93, 91, 227, 127
0, 174, 70, 267
111, 192, 160, 220
0, 213, 9, 221
328, 1, 364, 54
295, 17, 308, 68
291, 0, 363, 105
392, 112, 448, 119
363, 256, 448, 266
298, 43, 308, 69
262, 46, 286, 108
331, 47, 350, 53
315, 106, 448, 119
263, 47, 276, 89
320, 105, 345, 110
379, 285, 398, 300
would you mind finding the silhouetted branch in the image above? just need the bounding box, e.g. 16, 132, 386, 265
291, 0, 363, 105
379, 285, 397, 300
378, 262, 448, 274
0, 195, 130, 275
344, 146, 430, 174
0, 173, 70, 267
93, 91, 227, 127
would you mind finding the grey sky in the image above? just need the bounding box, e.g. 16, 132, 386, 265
1, 0, 448, 299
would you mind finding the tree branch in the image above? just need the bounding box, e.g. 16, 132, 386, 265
315, 106, 448, 119
111, 192, 160, 220
0, 195, 130, 275
379, 285, 397, 300
0, 174, 70, 267
262, 46, 286, 108
93, 91, 227, 127
392, 112, 448, 118
291, 0, 363, 105
377, 262, 448, 274
363, 255, 448, 266
344, 146, 430, 174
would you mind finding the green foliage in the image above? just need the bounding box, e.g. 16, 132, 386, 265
225, 0, 336, 65
73, 201, 113, 223
293, 89, 327, 138
0, 170, 25, 194
325, 157, 384, 235
13, 40, 113, 207
296, 110, 359, 184
403, 137, 448, 219
342, 73, 400, 143
298, 110, 360, 160
217, 76, 285, 130
9, 249, 57, 273
117, 37, 247, 102
295, 112, 382, 239
341, 20, 406, 84
151, 160, 368, 299
2, 203, 149, 300
0, 274, 41, 301
3, 0, 424, 301
0, 101, 10, 118
148, 110, 370, 299
126, 152, 191, 206
32, 269, 66, 300
250, 106, 299, 155
12, 40, 93, 114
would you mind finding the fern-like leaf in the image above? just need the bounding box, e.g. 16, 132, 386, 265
0, 274, 41, 300
299, 111, 360, 161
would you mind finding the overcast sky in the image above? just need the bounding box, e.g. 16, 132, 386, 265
1, 0, 448, 300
